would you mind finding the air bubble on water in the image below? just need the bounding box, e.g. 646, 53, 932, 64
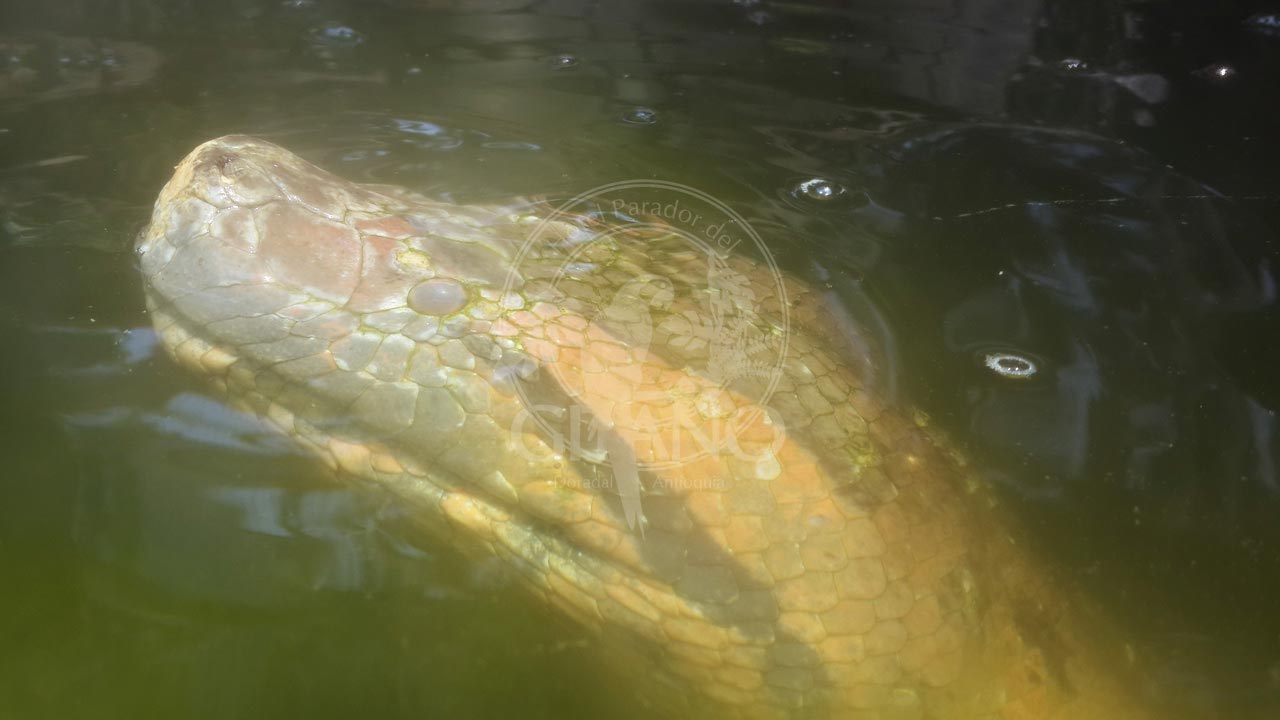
621, 107, 658, 124
1058, 57, 1088, 71
1194, 63, 1236, 82
550, 54, 578, 69
309, 22, 364, 47
793, 178, 847, 202
983, 352, 1038, 380
1247, 13, 1280, 35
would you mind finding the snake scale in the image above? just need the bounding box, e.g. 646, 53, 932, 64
136, 136, 1150, 719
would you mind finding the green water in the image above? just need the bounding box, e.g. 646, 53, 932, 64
2, 1, 1279, 717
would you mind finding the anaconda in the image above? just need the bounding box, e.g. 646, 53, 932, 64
136, 136, 1150, 719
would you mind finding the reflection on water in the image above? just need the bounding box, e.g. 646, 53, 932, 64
1, 0, 1278, 718
855, 124, 1280, 712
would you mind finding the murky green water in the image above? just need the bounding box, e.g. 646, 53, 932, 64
2, 1, 1279, 718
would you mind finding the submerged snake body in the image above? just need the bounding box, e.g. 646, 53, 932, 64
137, 136, 1146, 719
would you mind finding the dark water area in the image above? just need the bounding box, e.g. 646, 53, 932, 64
1, 0, 1279, 718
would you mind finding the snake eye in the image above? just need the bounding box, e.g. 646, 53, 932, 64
408, 278, 468, 316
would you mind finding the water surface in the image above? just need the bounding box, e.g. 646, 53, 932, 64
2, 1, 1279, 717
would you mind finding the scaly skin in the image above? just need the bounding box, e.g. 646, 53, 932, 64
136, 136, 1150, 719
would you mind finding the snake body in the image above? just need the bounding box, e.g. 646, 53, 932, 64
137, 136, 1149, 719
